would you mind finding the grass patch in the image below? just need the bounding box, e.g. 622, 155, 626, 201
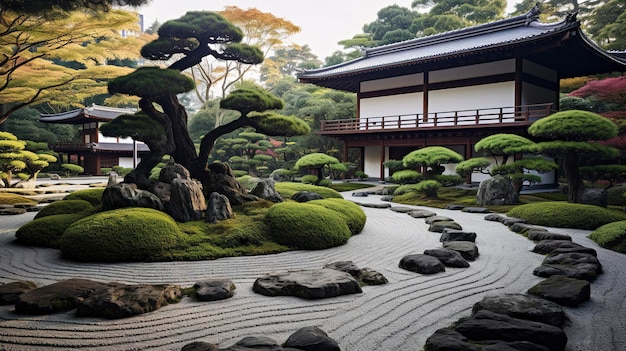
0, 193, 37, 206
63, 188, 105, 206
507, 202, 626, 230
589, 221, 626, 253
329, 182, 376, 192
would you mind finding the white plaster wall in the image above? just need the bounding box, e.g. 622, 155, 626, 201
118, 157, 140, 168
359, 92, 423, 130
363, 146, 382, 179
361, 73, 424, 92
429, 59, 515, 83
98, 134, 136, 144
429, 82, 515, 112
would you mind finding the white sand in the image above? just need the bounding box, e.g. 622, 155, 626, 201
0, 189, 625, 351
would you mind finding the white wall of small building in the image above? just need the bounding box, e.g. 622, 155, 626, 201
118, 157, 140, 169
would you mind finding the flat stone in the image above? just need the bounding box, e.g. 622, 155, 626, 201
533, 264, 602, 282
15, 278, 110, 315
193, 279, 235, 301
472, 294, 566, 327
424, 328, 481, 351
483, 213, 505, 222
357, 202, 392, 209
221, 336, 282, 351
443, 241, 479, 261
424, 248, 470, 268
283, 326, 340, 351
528, 275, 591, 307
0, 281, 37, 305
543, 252, 601, 268
440, 229, 477, 242
181, 341, 219, 351
252, 269, 362, 299
509, 222, 546, 234
399, 254, 445, 274
527, 230, 572, 241
462, 207, 491, 213
532, 240, 589, 255
351, 192, 369, 197
407, 209, 437, 218
390, 206, 413, 213
359, 267, 388, 285
428, 220, 463, 233
0, 207, 27, 215
445, 204, 465, 210
380, 195, 394, 202
425, 215, 454, 224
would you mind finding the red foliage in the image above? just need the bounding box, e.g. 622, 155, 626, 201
569, 76, 626, 105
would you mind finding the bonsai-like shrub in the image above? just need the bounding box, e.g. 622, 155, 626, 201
390, 169, 422, 184
589, 220, 626, 253
607, 184, 626, 206
301, 174, 318, 184
294, 153, 341, 184
415, 180, 441, 198
59, 208, 186, 262
61, 163, 84, 176
354, 171, 368, 180
393, 184, 418, 196
403, 146, 463, 180
63, 188, 105, 206
318, 179, 333, 187
434, 174, 463, 186
264, 202, 351, 250
309, 198, 366, 235
274, 182, 343, 199
16, 214, 87, 248
507, 202, 626, 230
34, 199, 93, 219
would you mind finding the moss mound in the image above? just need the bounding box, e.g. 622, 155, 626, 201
308, 198, 366, 235
63, 188, 105, 206
59, 208, 185, 262
607, 185, 626, 206
34, 199, 93, 219
264, 202, 351, 250
16, 214, 87, 248
275, 182, 343, 199
589, 221, 626, 253
507, 202, 626, 230
0, 193, 37, 206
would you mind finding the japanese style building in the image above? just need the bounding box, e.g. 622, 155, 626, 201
39, 104, 149, 175
297, 8, 626, 183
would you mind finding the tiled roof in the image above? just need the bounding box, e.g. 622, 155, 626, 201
40, 104, 135, 124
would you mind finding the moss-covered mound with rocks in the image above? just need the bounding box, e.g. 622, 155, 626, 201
274, 182, 342, 199
15, 214, 88, 248
59, 208, 186, 262
507, 202, 626, 230
0, 193, 37, 206
34, 199, 94, 219
589, 220, 626, 253
308, 198, 366, 235
265, 202, 351, 250
63, 188, 105, 206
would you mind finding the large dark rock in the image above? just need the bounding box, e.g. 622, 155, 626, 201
181, 341, 219, 351
283, 326, 340, 351
533, 264, 602, 282
102, 183, 164, 211
220, 336, 283, 351
251, 178, 283, 203
407, 209, 437, 218
206, 192, 235, 224
532, 240, 588, 255
291, 191, 324, 202
252, 269, 362, 299
477, 175, 519, 206
528, 275, 590, 307
167, 178, 207, 222
193, 279, 235, 301
423, 248, 470, 268
15, 278, 110, 315
159, 160, 190, 183
424, 328, 481, 351
440, 229, 477, 242
443, 241, 479, 261
76, 283, 182, 319
323, 261, 388, 285
527, 230, 572, 242
0, 281, 37, 305
206, 162, 258, 206
428, 220, 463, 233
580, 188, 608, 207
424, 215, 454, 224
472, 294, 566, 327
399, 254, 446, 274
454, 310, 567, 351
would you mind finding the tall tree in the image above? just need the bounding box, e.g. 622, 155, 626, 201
587, 0, 626, 50
0, 0, 150, 15
411, 0, 507, 36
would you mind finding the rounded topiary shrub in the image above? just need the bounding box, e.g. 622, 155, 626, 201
16, 214, 87, 248
265, 202, 351, 250
59, 208, 186, 262
275, 182, 343, 199
507, 202, 626, 230
34, 199, 94, 219
301, 174, 318, 185
607, 185, 626, 206
309, 198, 366, 235
589, 221, 626, 253
390, 169, 422, 184
63, 188, 105, 206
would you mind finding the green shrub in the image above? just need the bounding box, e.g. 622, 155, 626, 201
507, 202, 626, 230
34, 200, 93, 219
607, 184, 626, 206
264, 202, 351, 250
112, 166, 133, 177
237, 175, 260, 190
16, 214, 87, 248
309, 198, 366, 235
275, 182, 343, 199
61, 163, 84, 176
233, 170, 248, 177
318, 179, 332, 187
100, 167, 112, 175
355, 171, 368, 180
589, 220, 626, 253
435, 174, 463, 186
390, 169, 422, 184
59, 208, 186, 262
393, 184, 418, 196
63, 188, 105, 206
0, 193, 37, 206
415, 180, 441, 198
301, 174, 318, 184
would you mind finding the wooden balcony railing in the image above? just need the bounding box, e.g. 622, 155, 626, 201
320, 103, 554, 133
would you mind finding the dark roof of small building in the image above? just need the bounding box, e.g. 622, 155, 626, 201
297, 8, 626, 92
93, 142, 150, 153
39, 104, 135, 124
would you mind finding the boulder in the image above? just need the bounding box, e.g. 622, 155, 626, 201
159, 160, 190, 183
445, 204, 465, 210
193, 279, 235, 302
443, 241, 479, 261
206, 162, 258, 206
472, 294, 566, 327
527, 230, 572, 241
323, 261, 388, 285
358, 202, 392, 209
428, 220, 463, 233
528, 276, 590, 307
543, 252, 601, 268
476, 175, 519, 206
102, 183, 164, 211
323, 261, 361, 277
0, 281, 37, 305
206, 192, 235, 224
251, 178, 283, 203
532, 240, 588, 255
390, 206, 414, 213
15, 278, 110, 315
454, 310, 567, 351
483, 342, 550, 351
221, 336, 282, 351
425, 215, 454, 224
106, 172, 118, 187
253, 269, 362, 299
152, 181, 171, 202
407, 209, 437, 218
462, 207, 491, 213
423, 248, 470, 268
167, 178, 207, 222
533, 264, 602, 282
509, 222, 546, 234
580, 188, 608, 207
76, 283, 182, 319
181, 341, 219, 351
440, 229, 477, 242
283, 326, 340, 351
291, 191, 324, 202
424, 328, 481, 351
399, 254, 446, 274
359, 268, 388, 285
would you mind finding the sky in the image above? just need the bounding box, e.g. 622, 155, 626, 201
133, 1, 519, 60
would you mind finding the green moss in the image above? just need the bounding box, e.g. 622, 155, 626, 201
275, 182, 343, 199
390, 169, 422, 184
507, 202, 626, 230
589, 221, 626, 253
16, 214, 87, 248
265, 202, 351, 250
309, 198, 366, 235
63, 188, 105, 206
59, 208, 186, 262
607, 185, 626, 206
34, 199, 93, 219
0, 193, 37, 205
301, 175, 318, 184
329, 182, 374, 192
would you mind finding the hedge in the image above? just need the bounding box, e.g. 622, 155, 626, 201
308, 198, 366, 235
